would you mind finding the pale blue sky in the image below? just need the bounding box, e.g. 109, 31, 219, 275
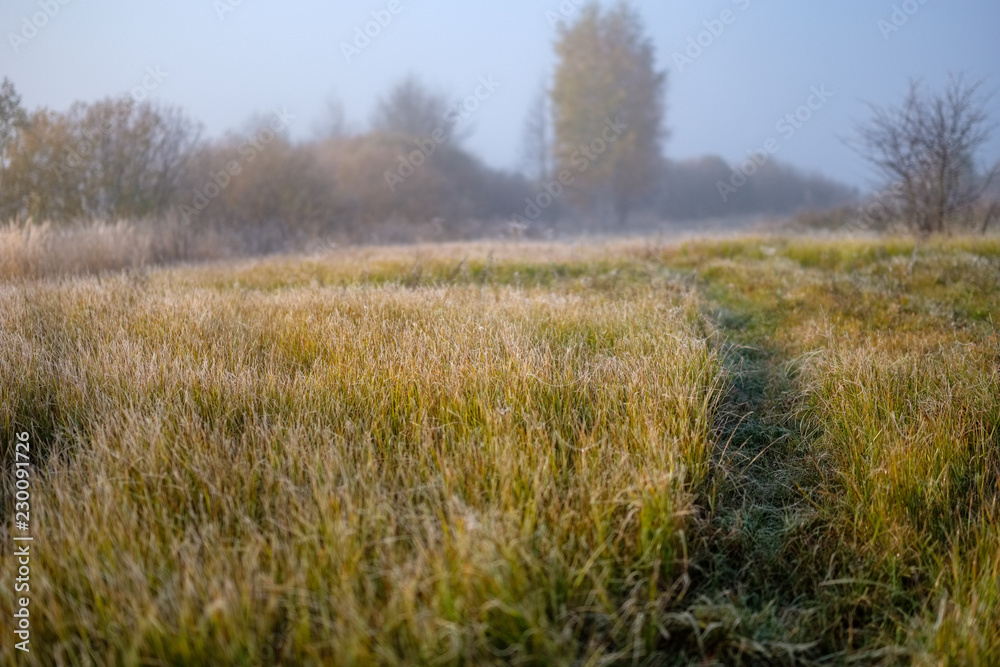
2, 0, 998, 189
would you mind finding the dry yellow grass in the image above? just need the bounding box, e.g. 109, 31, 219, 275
0, 261, 722, 664
1, 234, 999, 664
0, 219, 253, 280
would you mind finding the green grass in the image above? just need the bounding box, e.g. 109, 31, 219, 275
659, 236, 1000, 663
1, 235, 999, 664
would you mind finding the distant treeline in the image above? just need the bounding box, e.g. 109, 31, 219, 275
655, 156, 855, 221
0, 78, 856, 243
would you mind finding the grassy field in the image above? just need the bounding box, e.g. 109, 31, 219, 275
1, 236, 998, 665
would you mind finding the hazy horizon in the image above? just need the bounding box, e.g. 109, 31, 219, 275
3, 0, 999, 191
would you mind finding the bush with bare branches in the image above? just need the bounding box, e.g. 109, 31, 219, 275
851, 74, 997, 234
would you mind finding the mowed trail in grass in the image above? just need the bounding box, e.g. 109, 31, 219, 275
1, 237, 998, 665
660, 238, 1000, 664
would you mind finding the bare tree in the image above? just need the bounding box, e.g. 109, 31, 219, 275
312, 92, 349, 140
0, 78, 25, 158
0, 77, 28, 219
982, 159, 1000, 232
852, 74, 997, 234
68, 97, 200, 220
519, 82, 552, 183
370, 75, 449, 139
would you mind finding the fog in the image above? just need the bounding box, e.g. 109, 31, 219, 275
1, 1, 999, 247
4, 1, 998, 187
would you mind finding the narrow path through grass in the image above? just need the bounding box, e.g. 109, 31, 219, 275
662, 237, 1000, 664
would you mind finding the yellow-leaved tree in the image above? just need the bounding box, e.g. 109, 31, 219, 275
552, 2, 666, 224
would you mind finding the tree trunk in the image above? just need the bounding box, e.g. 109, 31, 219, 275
982, 202, 998, 234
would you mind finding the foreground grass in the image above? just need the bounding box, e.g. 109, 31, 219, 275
1, 235, 998, 664
1, 260, 722, 664
660, 237, 1000, 663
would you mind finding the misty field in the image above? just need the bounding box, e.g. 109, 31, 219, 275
2, 236, 999, 665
